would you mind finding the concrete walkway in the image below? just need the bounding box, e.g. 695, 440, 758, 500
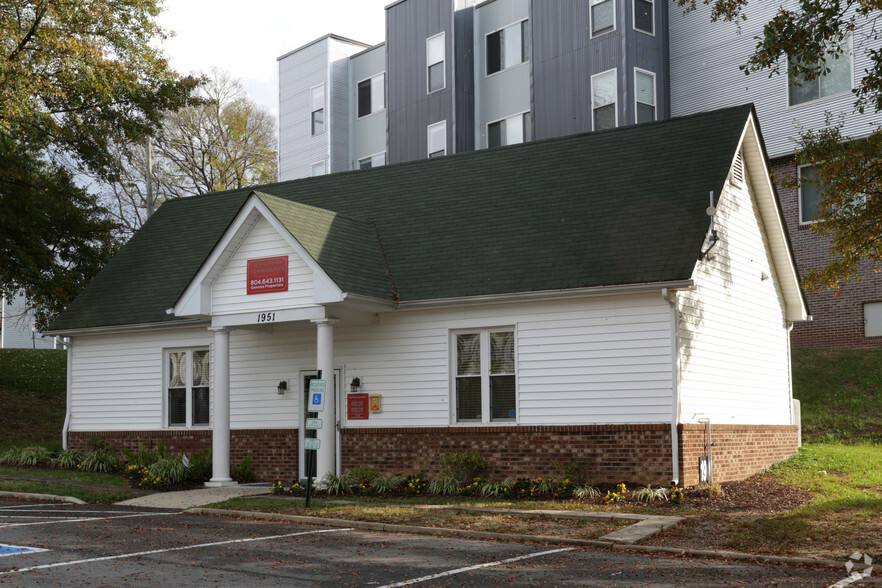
116, 484, 269, 509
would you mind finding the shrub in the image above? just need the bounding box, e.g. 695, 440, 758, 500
372, 473, 402, 494
480, 478, 514, 498
565, 457, 591, 485
439, 451, 486, 484
427, 476, 459, 496
632, 485, 669, 503
78, 448, 118, 473
0, 447, 24, 465
87, 437, 111, 452
531, 477, 560, 498
52, 449, 84, 469
185, 450, 212, 482
319, 472, 357, 496
231, 457, 255, 483
348, 466, 379, 485
574, 484, 601, 499
122, 444, 163, 469
141, 457, 186, 489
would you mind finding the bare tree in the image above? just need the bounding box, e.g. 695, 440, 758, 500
103, 68, 278, 235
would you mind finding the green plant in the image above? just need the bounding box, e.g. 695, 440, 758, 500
87, 437, 112, 452
141, 457, 186, 489
574, 484, 601, 499
78, 448, 118, 473
231, 456, 255, 483
372, 473, 402, 494
403, 473, 427, 496
632, 485, 669, 503
511, 478, 532, 498
439, 451, 486, 484
122, 444, 163, 469
456, 477, 485, 497
692, 482, 725, 498
0, 447, 24, 465
669, 484, 684, 504
480, 478, 514, 498
16, 446, 51, 466
553, 478, 576, 500
320, 472, 356, 496
185, 450, 212, 482
603, 490, 622, 504
428, 476, 459, 496
51, 449, 84, 469
565, 457, 591, 485
270, 480, 285, 494
531, 477, 560, 498
348, 466, 379, 485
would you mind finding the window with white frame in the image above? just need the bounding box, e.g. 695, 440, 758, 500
454, 330, 516, 423
591, 0, 615, 36
635, 69, 656, 124
357, 73, 385, 118
789, 37, 852, 106
488, 112, 531, 148
428, 120, 447, 157
311, 161, 326, 176
486, 20, 530, 75
799, 164, 823, 223
167, 349, 210, 427
592, 69, 617, 131
310, 84, 325, 135
427, 33, 446, 93
634, 0, 653, 34
358, 152, 386, 169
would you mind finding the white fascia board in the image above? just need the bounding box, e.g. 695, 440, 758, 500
738, 114, 809, 323
211, 305, 326, 328
173, 193, 345, 318
44, 319, 209, 338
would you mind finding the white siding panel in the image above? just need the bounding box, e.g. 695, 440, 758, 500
211, 216, 315, 315
677, 166, 792, 425
668, 0, 879, 157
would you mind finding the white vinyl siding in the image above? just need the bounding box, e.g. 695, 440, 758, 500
677, 160, 792, 425
212, 216, 315, 315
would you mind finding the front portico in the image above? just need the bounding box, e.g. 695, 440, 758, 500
171, 192, 391, 485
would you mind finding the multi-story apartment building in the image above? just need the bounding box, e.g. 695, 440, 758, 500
277, 0, 882, 349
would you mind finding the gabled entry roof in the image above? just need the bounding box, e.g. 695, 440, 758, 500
50, 104, 806, 332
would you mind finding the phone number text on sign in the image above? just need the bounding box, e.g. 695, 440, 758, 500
246, 256, 288, 295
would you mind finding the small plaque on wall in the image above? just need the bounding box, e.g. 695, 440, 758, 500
347, 393, 369, 420
369, 394, 381, 413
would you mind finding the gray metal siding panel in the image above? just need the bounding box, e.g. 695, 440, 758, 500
278, 40, 331, 181
387, 0, 455, 163
668, 0, 878, 157
329, 39, 353, 174
350, 45, 388, 168
454, 5, 476, 153
623, 0, 669, 124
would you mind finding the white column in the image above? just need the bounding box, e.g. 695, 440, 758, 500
206, 327, 236, 486
312, 318, 338, 481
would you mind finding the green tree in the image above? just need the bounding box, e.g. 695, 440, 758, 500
676, 0, 882, 291
1, 0, 198, 327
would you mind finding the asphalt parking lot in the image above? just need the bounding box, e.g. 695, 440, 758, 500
0, 500, 861, 586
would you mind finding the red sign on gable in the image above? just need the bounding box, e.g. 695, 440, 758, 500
347, 393, 369, 420
246, 256, 288, 295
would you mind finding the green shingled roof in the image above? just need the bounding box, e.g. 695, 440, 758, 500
51, 105, 754, 331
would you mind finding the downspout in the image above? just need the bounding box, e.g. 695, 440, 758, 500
662, 288, 680, 485
62, 337, 72, 450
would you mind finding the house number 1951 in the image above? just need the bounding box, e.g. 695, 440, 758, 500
256, 312, 276, 323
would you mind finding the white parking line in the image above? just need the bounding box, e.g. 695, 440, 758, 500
376, 547, 576, 587
0, 511, 179, 529
0, 527, 353, 575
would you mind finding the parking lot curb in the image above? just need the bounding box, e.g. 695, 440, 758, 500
187, 507, 874, 575
0, 490, 86, 504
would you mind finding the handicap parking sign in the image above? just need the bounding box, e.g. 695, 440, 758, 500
308, 380, 326, 412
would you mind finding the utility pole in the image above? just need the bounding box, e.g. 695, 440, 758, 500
146, 136, 155, 218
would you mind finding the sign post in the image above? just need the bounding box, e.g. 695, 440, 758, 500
304, 374, 326, 508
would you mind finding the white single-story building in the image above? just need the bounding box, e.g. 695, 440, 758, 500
2, 292, 59, 349
48, 105, 807, 486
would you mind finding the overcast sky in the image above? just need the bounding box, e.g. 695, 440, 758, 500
156, 0, 390, 117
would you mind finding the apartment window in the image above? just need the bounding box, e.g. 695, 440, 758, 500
311, 161, 326, 176
167, 349, 209, 427
358, 152, 386, 169
635, 69, 656, 123
488, 112, 531, 148
634, 0, 653, 34
310, 84, 325, 135
427, 33, 446, 93
486, 20, 530, 75
454, 330, 515, 423
592, 69, 617, 131
357, 73, 385, 118
591, 0, 615, 36
799, 165, 823, 223
789, 37, 852, 106
428, 121, 447, 157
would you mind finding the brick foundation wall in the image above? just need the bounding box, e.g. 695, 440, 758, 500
678, 424, 799, 487
68, 429, 298, 481
771, 155, 882, 350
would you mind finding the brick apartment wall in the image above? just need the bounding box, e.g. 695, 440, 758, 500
771, 155, 882, 349
677, 424, 799, 487
68, 429, 298, 481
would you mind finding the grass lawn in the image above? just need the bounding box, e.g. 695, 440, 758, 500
0, 465, 145, 503
0, 349, 66, 449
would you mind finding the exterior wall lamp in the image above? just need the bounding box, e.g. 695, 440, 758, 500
277, 380, 287, 395
350, 377, 361, 393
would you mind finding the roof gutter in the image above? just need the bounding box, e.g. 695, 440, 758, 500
45, 318, 210, 338
394, 280, 695, 311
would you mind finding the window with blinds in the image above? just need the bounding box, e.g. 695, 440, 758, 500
454, 330, 516, 423
166, 348, 210, 427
